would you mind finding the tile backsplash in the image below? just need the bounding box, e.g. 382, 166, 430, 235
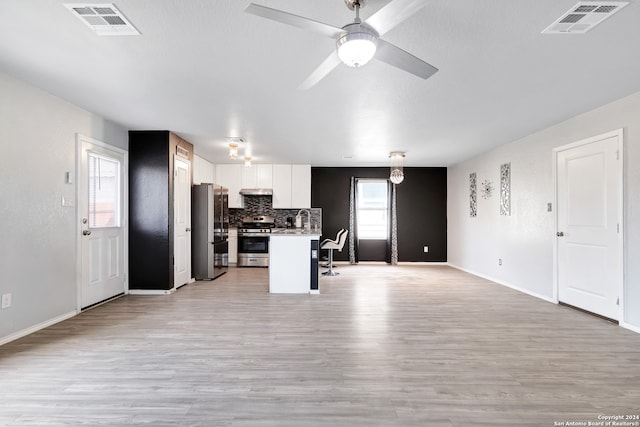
230, 195, 321, 230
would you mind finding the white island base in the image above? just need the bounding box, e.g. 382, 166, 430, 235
269, 233, 321, 294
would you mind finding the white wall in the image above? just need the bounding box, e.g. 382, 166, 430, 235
448, 90, 640, 330
0, 72, 127, 343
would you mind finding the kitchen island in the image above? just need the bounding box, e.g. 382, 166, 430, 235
269, 229, 321, 294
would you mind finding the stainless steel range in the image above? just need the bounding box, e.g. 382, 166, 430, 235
237, 215, 275, 267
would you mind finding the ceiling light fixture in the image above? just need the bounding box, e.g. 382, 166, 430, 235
228, 143, 239, 159
337, 25, 378, 67
244, 156, 252, 168
225, 137, 245, 159
336, 0, 378, 68
389, 152, 406, 184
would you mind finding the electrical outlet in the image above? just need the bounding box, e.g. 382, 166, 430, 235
1, 293, 11, 309
547, 202, 553, 212
498, 258, 502, 266
423, 246, 429, 253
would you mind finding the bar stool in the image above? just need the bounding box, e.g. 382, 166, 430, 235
320, 228, 344, 267
320, 229, 348, 276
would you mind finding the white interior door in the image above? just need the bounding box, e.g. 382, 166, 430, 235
78, 135, 127, 309
556, 131, 622, 320
174, 156, 191, 288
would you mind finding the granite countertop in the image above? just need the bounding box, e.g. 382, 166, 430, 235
271, 228, 321, 236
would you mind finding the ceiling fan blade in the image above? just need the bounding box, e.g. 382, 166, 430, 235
375, 39, 438, 80
298, 51, 342, 90
365, 0, 429, 36
245, 4, 343, 39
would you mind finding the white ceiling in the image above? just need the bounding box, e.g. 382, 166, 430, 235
1, 0, 640, 167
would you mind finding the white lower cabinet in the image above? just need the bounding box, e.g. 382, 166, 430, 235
269, 234, 320, 293
228, 228, 238, 265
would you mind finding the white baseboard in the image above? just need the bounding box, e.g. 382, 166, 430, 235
332, 261, 449, 266
0, 310, 77, 346
620, 321, 640, 334
397, 261, 449, 266
128, 288, 175, 295
447, 263, 556, 304
309, 290, 320, 295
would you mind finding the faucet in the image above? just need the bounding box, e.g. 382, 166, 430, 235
296, 209, 311, 229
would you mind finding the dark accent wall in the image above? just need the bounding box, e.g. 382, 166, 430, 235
311, 167, 447, 262
129, 130, 193, 290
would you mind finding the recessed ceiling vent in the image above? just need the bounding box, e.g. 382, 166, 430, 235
64, 3, 140, 36
542, 1, 629, 34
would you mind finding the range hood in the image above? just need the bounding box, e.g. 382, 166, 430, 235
239, 188, 273, 196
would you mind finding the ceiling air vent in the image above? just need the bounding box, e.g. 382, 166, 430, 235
542, 1, 629, 34
64, 3, 140, 36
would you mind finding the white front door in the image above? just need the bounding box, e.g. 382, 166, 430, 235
174, 156, 191, 288
556, 130, 622, 320
78, 135, 127, 308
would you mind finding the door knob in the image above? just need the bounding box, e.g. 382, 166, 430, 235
556, 231, 564, 237
83, 230, 92, 236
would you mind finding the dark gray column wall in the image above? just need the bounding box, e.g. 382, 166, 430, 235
311, 167, 447, 262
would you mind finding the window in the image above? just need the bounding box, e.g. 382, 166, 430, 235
356, 180, 389, 239
88, 153, 121, 228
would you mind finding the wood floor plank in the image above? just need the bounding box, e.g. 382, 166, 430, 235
1, 265, 639, 426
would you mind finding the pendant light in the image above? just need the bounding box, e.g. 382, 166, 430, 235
389, 152, 405, 184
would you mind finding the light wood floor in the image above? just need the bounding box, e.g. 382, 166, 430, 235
1, 265, 639, 426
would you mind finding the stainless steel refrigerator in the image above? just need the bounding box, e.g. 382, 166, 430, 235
192, 183, 229, 280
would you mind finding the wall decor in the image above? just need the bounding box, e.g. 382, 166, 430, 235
500, 162, 511, 216
469, 172, 477, 217
481, 179, 493, 199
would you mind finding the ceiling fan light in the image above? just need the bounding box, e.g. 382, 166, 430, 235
337, 31, 377, 67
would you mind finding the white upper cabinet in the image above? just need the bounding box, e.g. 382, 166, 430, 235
215, 164, 243, 208
193, 155, 215, 185
242, 164, 273, 188
216, 163, 310, 209
272, 164, 311, 209
272, 164, 293, 209
291, 164, 311, 209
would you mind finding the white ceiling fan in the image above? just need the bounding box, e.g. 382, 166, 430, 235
245, 0, 438, 90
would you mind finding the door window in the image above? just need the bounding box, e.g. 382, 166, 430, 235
88, 153, 121, 228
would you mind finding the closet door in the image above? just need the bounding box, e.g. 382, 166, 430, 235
174, 156, 192, 288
